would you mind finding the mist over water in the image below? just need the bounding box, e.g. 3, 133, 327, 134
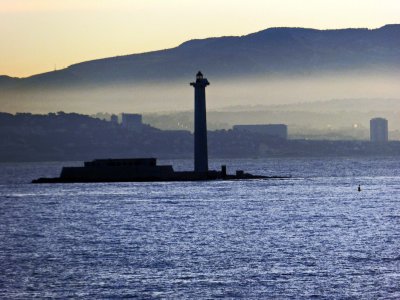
2, 72, 400, 114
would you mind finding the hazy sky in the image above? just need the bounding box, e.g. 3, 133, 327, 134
1, 0, 399, 77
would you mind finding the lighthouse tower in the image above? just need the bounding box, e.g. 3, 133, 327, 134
190, 71, 210, 173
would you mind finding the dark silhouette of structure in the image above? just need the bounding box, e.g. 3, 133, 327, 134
122, 113, 142, 131
191, 71, 209, 173
32, 157, 275, 183
370, 118, 388, 142
110, 114, 118, 124
32, 72, 276, 183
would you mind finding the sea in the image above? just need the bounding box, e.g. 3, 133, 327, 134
0, 157, 399, 299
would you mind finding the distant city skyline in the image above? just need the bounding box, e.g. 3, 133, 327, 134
1, 0, 399, 77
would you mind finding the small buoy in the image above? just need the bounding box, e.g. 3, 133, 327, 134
358, 185, 361, 192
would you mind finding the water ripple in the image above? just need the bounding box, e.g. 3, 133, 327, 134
1, 158, 400, 298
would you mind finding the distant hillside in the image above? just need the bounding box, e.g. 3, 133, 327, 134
218, 98, 400, 113
2, 25, 400, 88
0, 76, 20, 88
2, 25, 400, 114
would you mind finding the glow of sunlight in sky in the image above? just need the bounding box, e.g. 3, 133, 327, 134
1, 0, 399, 77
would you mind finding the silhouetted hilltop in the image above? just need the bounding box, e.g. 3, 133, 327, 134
0, 76, 20, 89
2, 25, 400, 89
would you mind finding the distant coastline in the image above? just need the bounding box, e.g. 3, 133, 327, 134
1, 111, 400, 163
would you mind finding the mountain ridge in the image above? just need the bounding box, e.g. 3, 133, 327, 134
1, 24, 399, 89
1, 24, 400, 114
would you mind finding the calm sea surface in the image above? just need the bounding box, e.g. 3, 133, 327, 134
0, 158, 400, 299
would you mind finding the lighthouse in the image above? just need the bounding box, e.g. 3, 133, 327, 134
33, 71, 277, 183
190, 71, 209, 173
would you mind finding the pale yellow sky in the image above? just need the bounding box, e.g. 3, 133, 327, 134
1, 0, 399, 77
